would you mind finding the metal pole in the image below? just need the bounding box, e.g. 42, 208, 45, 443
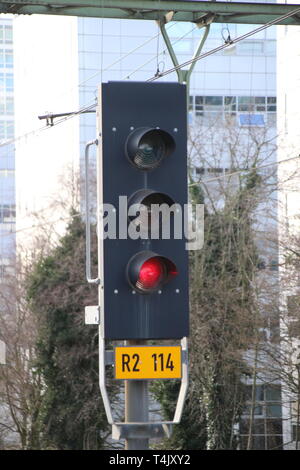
125, 340, 149, 450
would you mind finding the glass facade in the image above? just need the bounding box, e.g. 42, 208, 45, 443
189, 94, 277, 126
239, 384, 283, 450
0, 18, 15, 278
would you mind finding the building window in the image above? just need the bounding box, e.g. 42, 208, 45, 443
0, 121, 14, 140
239, 384, 283, 450
237, 96, 270, 113
239, 114, 265, 126
194, 167, 228, 178
189, 95, 276, 127
195, 95, 203, 116
0, 25, 13, 44
287, 295, 300, 317
292, 425, 300, 443
224, 96, 236, 114
0, 50, 13, 68
267, 96, 277, 112
0, 204, 16, 223
237, 40, 264, 55
0, 95, 14, 115
0, 72, 14, 91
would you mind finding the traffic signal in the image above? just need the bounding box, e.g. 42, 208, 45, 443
97, 81, 189, 340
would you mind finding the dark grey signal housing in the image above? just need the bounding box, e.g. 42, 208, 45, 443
98, 81, 189, 340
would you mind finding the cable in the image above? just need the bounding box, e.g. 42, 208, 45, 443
38, 100, 96, 128
32, 4, 293, 136
0, 22, 193, 148
1, 9, 299, 157
4, 6, 297, 146
124, 23, 198, 80
0, 212, 81, 238
1, 5, 299, 151
0, 100, 96, 148
189, 154, 300, 187
58, 21, 179, 97
1, 152, 300, 240
0, 21, 179, 149
146, 6, 300, 82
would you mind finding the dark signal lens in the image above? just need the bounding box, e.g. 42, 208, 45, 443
134, 131, 166, 170
128, 189, 175, 238
126, 127, 175, 171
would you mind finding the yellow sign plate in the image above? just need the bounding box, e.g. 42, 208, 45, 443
115, 345, 182, 380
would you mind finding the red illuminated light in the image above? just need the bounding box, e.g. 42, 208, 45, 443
126, 251, 178, 293
138, 258, 164, 289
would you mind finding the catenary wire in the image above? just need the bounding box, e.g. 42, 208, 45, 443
188, 154, 300, 186
0, 21, 180, 149
0, 22, 197, 148
1, 152, 300, 239
5, 6, 299, 146
4, 4, 297, 147
2, 8, 300, 236
2, 6, 300, 148
123, 23, 198, 80
79, 20, 179, 88
146, 6, 300, 82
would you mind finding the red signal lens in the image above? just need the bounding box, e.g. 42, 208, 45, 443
126, 251, 178, 293
137, 257, 164, 290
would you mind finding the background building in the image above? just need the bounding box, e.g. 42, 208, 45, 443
0, 15, 15, 278
12, 15, 278, 250
277, 7, 300, 450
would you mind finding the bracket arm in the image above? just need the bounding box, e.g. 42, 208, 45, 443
157, 17, 212, 87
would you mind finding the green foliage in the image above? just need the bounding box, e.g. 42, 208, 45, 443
26, 211, 111, 450
152, 381, 207, 450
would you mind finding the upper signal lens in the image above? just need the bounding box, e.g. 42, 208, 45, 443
126, 127, 175, 171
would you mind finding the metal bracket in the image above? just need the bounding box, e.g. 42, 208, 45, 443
112, 422, 173, 440
98, 336, 188, 438
84, 139, 100, 285
157, 18, 212, 87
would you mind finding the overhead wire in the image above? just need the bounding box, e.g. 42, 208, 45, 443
0, 21, 198, 149
146, 6, 300, 82
1, 6, 300, 149
0, 100, 97, 148
123, 23, 198, 80
2, 7, 300, 237
78, 19, 179, 88
188, 154, 300, 187
0, 21, 180, 149
3, 5, 298, 148
1, 151, 300, 240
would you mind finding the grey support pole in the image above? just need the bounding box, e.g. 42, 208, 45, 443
125, 341, 149, 450
125, 380, 149, 450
